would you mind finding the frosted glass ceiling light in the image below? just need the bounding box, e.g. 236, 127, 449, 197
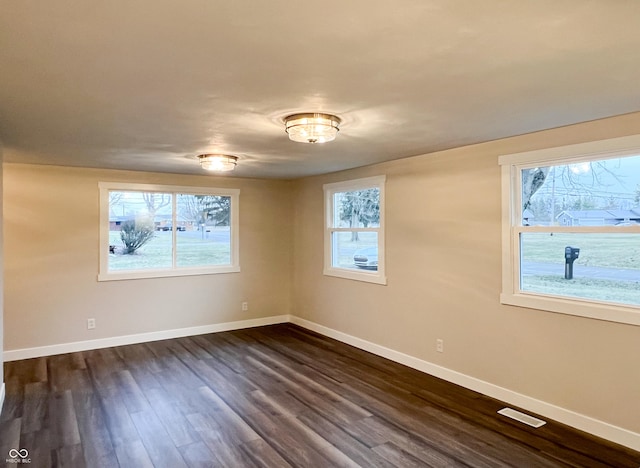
198, 154, 238, 172
284, 113, 341, 144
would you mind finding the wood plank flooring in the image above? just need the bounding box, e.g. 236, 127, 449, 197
1, 324, 638, 467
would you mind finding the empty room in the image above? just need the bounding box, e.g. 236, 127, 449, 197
1, 1, 639, 467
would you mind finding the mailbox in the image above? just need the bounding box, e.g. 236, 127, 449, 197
564, 246, 580, 279
565, 246, 580, 261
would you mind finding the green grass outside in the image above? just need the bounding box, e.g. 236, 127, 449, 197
108, 230, 230, 271
522, 275, 640, 306
521, 232, 640, 306
521, 232, 640, 269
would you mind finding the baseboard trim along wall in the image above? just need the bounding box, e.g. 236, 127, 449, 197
3, 313, 638, 451
3, 315, 290, 362
289, 315, 640, 453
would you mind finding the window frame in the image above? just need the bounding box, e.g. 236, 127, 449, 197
98, 182, 240, 281
499, 134, 640, 326
323, 175, 386, 285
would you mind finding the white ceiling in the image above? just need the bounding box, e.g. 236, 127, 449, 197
1, 1, 640, 179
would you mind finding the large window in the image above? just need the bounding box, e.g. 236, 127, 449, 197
99, 182, 239, 280
499, 135, 640, 325
323, 176, 386, 284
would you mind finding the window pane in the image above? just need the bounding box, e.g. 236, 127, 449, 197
520, 232, 640, 306
333, 188, 380, 228
176, 194, 231, 267
108, 191, 173, 271
332, 231, 378, 270
521, 155, 640, 226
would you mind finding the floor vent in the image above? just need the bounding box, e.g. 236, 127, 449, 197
498, 407, 546, 428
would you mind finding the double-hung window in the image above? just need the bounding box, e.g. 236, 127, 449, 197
500, 135, 640, 325
99, 182, 239, 280
323, 176, 386, 284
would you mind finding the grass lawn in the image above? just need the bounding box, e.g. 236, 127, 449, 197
108, 229, 231, 270
521, 232, 640, 269
521, 232, 640, 306
522, 275, 640, 306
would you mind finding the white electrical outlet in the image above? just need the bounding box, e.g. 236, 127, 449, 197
436, 338, 444, 353
242, 302, 248, 311
87, 318, 96, 330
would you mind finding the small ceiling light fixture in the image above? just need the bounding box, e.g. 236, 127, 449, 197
197, 154, 238, 172
284, 112, 341, 144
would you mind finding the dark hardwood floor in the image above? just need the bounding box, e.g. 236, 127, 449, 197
1, 324, 638, 467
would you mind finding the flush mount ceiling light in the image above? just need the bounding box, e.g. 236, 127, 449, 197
284, 113, 341, 144
197, 154, 238, 172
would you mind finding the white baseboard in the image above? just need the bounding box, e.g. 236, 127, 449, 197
0, 383, 5, 416
3, 315, 290, 362
289, 315, 640, 453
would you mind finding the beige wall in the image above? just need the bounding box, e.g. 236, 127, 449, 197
3, 164, 292, 350
291, 112, 640, 434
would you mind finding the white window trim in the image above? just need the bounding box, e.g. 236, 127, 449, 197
98, 182, 240, 281
499, 134, 640, 326
323, 175, 386, 285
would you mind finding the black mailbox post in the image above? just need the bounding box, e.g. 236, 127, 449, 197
564, 246, 580, 279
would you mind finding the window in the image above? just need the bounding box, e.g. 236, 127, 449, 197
323, 176, 386, 284
499, 135, 640, 326
99, 182, 239, 280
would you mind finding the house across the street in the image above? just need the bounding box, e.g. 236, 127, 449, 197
556, 209, 640, 226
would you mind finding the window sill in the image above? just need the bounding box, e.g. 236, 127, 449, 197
500, 292, 640, 326
98, 265, 241, 281
323, 267, 387, 285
